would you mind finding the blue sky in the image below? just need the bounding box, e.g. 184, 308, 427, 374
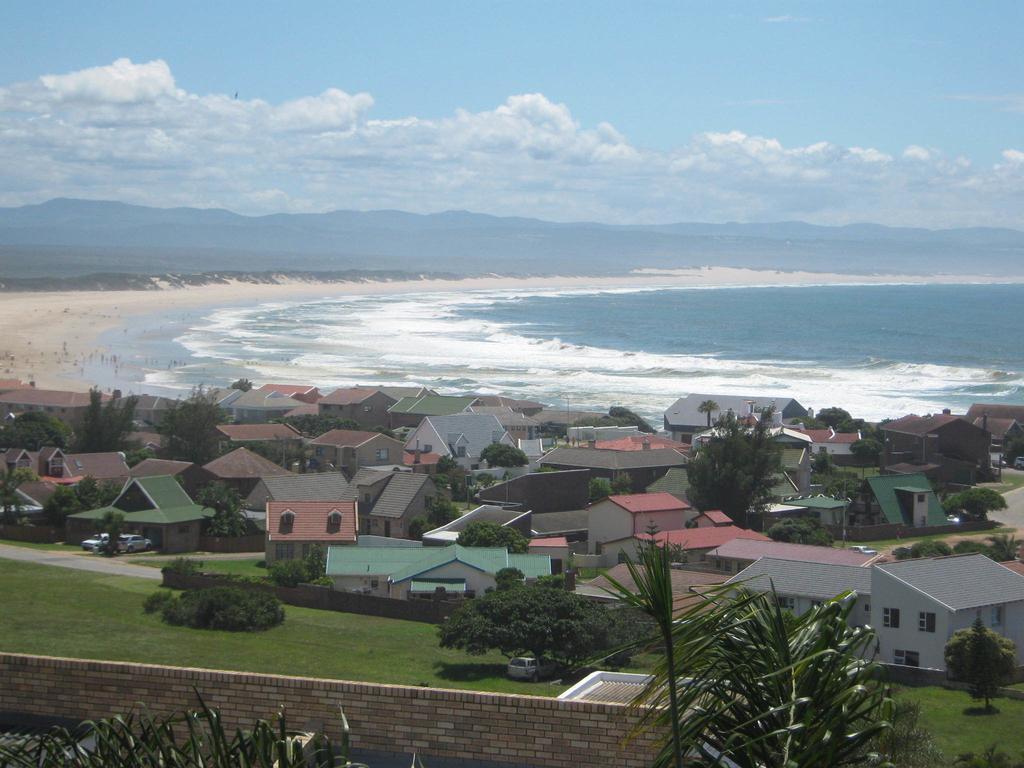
1, 1, 1022, 225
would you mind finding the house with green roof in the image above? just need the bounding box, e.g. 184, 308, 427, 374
325, 543, 551, 599
863, 473, 946, 528
387, 394, 479, 429
769, 495, 850, 526
66, 475, 212, 553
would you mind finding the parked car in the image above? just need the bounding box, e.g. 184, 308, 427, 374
1015, 457, 1024, 470
117, 534, 152, 553
946, 515, 961, 524
848, 545, 878, 555
506, 657, 556, 682
80, 533, 109, 551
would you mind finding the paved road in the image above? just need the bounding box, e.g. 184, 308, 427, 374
0, 543, 161, 579
995, 484, 1024, 532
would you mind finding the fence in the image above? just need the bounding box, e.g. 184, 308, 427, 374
162, 570, 455, 624
881, 662, 1024, 695
197, 532, 265, 553
0, 524, 64, 543
827, 519, 997, 542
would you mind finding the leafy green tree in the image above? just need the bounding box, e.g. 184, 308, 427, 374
229, 378, 254, 391
43, 484, 82, 526
588, 477, 613, 501
988, 533, 1019, 562
74, 476, 120, 510
407, 515, 428, 540
427, 497, 459, 526
953, 746, 1024, 767
850, 438, 883, 468
1005, 433, 1024, 462
76, 389, 138, 452
867, 700, 945, 767
816, 407, 856, 431
159, 388, 225, 464
811, 450, 834, 474
945, 488, 1008, 521
98, 509, 125, 556
474, 472, 496, 488
687, 410, 782, 528
438, 582, 612, 667
197, 482, 247, 537
456, 520, 529, 553
698, 399, 719, 428
953, 539, 994, 556
0, 411, 72, 450
894, 539, 953, 560
945, 616, 1016, 712
479, 443, 528, 468
611, 473, 633, 495
767, 517, 834, 546
282, 414, 361, 437
608, 406, 655, 433
0, 466, 35, 523
303, 543, 327, 581
494, 566, 525, 591
124, 446, 155, 467
268, 558, 308, 587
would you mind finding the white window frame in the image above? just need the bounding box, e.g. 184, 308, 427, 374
883, 607, 900, 628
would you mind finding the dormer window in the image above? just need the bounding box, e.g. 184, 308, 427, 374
279, 510, 295, 533
327, 509, 343, 533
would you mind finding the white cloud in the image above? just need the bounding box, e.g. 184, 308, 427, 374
0, 59, 1022, 227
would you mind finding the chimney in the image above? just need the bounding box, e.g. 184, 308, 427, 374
942, 408, 951, 415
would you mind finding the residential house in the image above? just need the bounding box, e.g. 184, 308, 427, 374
317, 387, 410, 430
245, 472, 350, 512
792, 426, 862, 462
0, 388, 108, 426
401, 448, 442, 474
469, 406, 540, 441
768, 495, 850, 527
343, 468, 437, 539
645, 467, 690, 504
4, 446, 68, 479
222, 390, 304, 423
216, 423, 303, 448
62, 452, 130, 484
404, 413, 514, 471
567, 425, 641, 443
853, 472, 947, 529
725, 557, 873, 627
539, 446, 687, 491
881, 412, 991, 485
264, 500, 357, 563
532, 407, 604, 430
387, 394, 479, 430
255, 384, 322, 404
129, 458, 214, 497
594, 434, 689, 453
66, 475, 212, 553
422, 504, 532, 546
663, 393, 808, 443
202, 447, 292, 496
325, 543, 551, 599
694, 510, 733, 527
529, 508, 589, 543
964, 404, 1024, 459
872, 555, 1024, 670
700, 538, 878, 576
771, 446, 812, 499
602, 524, 769, 564
133, 394, 179, 427
14, 479, 58, 512
472, 395, 546, 417
308, 429, 406, 474
587, 492, 694, 554
475, 468, 590, 514
528, 536, 570, 574
576, 562, 728, 611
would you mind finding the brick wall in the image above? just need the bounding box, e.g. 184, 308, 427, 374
0, 653, 659, 768
197, 532, 265, 553
825, 519, 997, 542
0, 524, 64, 543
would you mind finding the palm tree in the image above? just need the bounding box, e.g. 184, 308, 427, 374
605, 546, 892, 768
697, 399, 719, 428
987, 533, 1019, 563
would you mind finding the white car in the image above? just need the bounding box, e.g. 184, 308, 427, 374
848, 545, 878, 556
80, 533, 109, 551
117, 534, 152, 553
506, 657, 556, 682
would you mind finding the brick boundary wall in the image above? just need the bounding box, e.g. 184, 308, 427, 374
162, 571, 456, 624
825, 519, 997, 542
0, 654, 659, 768
0, 524, 64, 543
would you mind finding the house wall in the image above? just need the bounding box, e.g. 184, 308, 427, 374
0, 653, 658, 768
266, 537, 349, 564
392, 560, 497, 599
871, 570, 952, 669
587, 501, 689, 554
318, 391, 396, 430
340, 434, 406, 475
144, 520, 202, 554
331, 572, 390, 597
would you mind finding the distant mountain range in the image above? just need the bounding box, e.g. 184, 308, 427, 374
1, 197, 1023, 279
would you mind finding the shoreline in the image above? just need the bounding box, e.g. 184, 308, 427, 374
3, 266, 1024, 392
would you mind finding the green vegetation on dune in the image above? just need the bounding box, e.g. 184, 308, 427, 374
896, 686, 1024, 758
0, 558, 557, 696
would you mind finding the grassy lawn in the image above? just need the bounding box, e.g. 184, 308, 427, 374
0, 558, 560, 696
834, 526, 1015, 550
986, 473, 1024, 494
0, 538, 86, 553
128, 557, 269, 579
896, 686, 1024, 758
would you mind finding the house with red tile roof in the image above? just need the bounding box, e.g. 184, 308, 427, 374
592, 434, 690, 453
586, 492, 694, 554
318, 386, 430, 430
255, 384, 322, 404
265, 500, 358, 563
309, 429, 407, 475
216, 423, 303, 445
703, 537, 879, 576
602, 524, 768, 563
0, 388, 109, 425
693, 509, 732, 527
528, 536, 570, 573
791, 426, 861, 459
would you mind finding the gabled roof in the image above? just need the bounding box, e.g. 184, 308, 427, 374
15, 480, 58, 507
593, 435, 689, 452
68, 474, 210, 525
966, 403, 1024, 424
969, 416, 1021, 439
319, 387, 389, 406
389, 394, 478, 416
727, 557, 873, 601
792, 428, 860, 444
63, 452, 129, 480
530, 509, 589, 535
224, 390, 303, 411
866, 473, 945, 526
267, 500, 357, 543
540, 446, 687, 470
706, 539, 876, 566
876, 554, 1024, 611
778, 495, 848, 511
130, 458, 195, 478
203, 447, 292, 479
605, 492, 690, 515
132, 474, 196, 508
578, 564, 727, 610
663, 394, 806, 428
410, 414, 511, 457
310, 428, 386, 447
256, 384, 321, 398
216, 423, 301, 442
344, 469, 434, 519
325, 543, 550, 581
253, 472, 350, 502
0, 388, 103, 407
882, 413, 973, 436
698, 510, 733, 525
639, 525, 768, 551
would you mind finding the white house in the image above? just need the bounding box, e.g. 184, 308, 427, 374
404, 413, 515, 471
587, 492, 694, 554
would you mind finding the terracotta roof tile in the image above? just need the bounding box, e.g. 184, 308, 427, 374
310, 428, 382, 446
607, 492, 690, 514
203, 447, 292, 479
640, 526, 768, 551
266, 500, 358, 543
217, 423, 302, 442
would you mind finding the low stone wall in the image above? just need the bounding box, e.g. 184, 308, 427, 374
0, 653, 659, 768
0, 524, 64, 543
827, 519, 997, 542
197, 532, 265, 553
162, 570, 455, 624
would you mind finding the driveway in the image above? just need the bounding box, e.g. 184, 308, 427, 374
994, 484, 1024, 532
0, 543, 161, 580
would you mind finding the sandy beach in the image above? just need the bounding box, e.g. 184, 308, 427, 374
2, 266, 1023, 392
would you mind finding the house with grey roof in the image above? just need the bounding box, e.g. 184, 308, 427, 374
421, 504, 532, 546
404, 413, 514, 471
872, 554, 1024, 670
387, 394, 479, 429
663, 393, 807, 443
538, 445, 687, 490
245, 471, 351, 512
343, 468, 438, 539
222, 389, 304, 423
476, 468, 590, 514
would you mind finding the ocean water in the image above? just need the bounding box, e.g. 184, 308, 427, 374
127, 283, 1024, 422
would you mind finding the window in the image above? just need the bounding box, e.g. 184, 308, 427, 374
992, 606, 1004, 627
274, 543, 294, 560
422, 444, 432, 453
883, 608, 900, 628
363, 405, 373, 412
777, 596, 796, 611
918, 612, 936, 633
375, 448, 389, 461
363, 493, 371, 504
864, 602, 870, 613
384, 520, 391, 537
302, 543, 311, 558
457, 446, 467, 457
315, 447, 324, 456
894, 649, 920, 667
917, 494, 925, 503
370, 579, 379, 589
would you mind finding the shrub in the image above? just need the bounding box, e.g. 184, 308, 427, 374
143, 590, 174, 614
161, 557, 203, 576
161, 587, 284, 631
268, 558, 308, 588
307, 575, 333, 587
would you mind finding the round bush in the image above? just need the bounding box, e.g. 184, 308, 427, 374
161, 587, 284, 632
143, 589, 174, 614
